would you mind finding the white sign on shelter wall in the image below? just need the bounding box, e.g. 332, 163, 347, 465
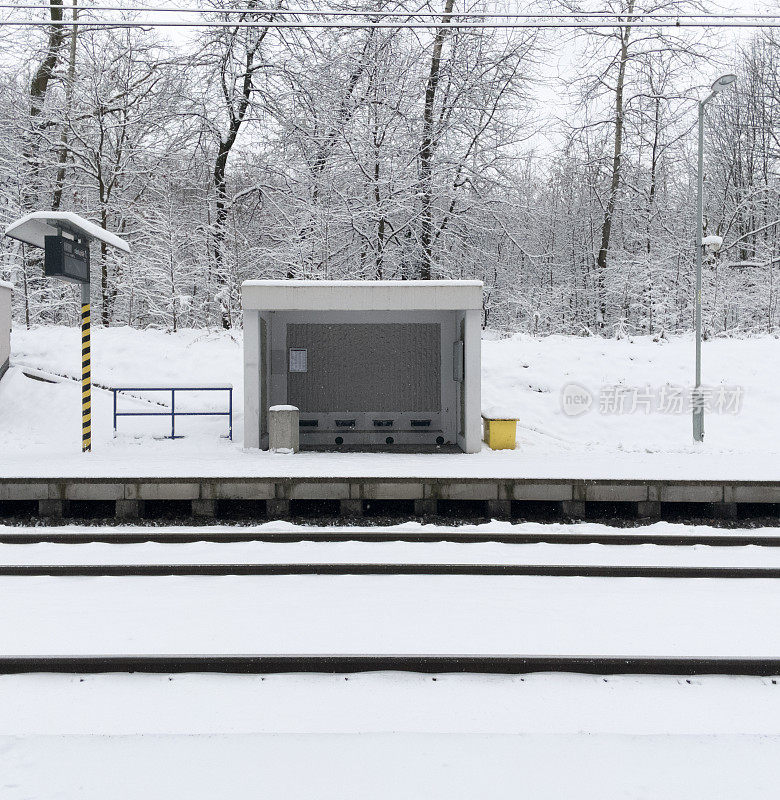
289, 348, 308, 372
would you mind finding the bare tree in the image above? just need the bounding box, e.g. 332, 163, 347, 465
51, 0, 78, 211
418, 0, 455, 279
24, 0, 66, 208
594, 0, 635, 328
198, 1, 276, 328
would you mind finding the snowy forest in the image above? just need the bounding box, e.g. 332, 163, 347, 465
0, 1, 778, 337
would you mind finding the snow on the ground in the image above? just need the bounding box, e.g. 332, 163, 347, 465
4, 731, 779, 799
0, 325, 778, 478
3, 329, 778, 798
2, 673, 780, 798
4, 672, 780, 737
481, 332, 779, 455
3, 572, 778, 656
11, 325, 242, 398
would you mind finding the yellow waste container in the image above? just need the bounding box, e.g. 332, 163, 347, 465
482, 416, 518, 450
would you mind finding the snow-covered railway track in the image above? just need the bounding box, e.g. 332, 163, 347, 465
1, 654, 779, 676
4, 562, 780, 578
6, 573, 777, 663
2, 528, 780, 546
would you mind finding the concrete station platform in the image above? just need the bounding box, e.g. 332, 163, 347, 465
0, 476, 778, 520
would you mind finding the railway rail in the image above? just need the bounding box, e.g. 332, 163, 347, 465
1, 654, 779, 676
7, 528, 779, 678
2, 528, 780, 546
4, 562, 780, 577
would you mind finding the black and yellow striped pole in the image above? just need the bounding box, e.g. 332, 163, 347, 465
5, 213, 131, 452
80, 282, 91, 452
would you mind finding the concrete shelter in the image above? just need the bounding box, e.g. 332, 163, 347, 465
242, 280, 482, 453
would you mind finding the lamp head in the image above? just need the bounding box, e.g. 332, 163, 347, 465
711, 74, 737, 93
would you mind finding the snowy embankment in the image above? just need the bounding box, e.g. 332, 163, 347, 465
2, 672, 779, 799
0, 325, 777, 478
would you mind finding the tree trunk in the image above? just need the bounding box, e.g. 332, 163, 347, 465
372, 119, 385, 279
595, 0, 634, 331
290, 31, 375, 279
100, 203, 109, 327
52, 0, 78, 211
646, 94, 659, 255
212, 141, 233, 329
418, 0, 455, 280
211, 4, 264, 328
24, 0, 66, 209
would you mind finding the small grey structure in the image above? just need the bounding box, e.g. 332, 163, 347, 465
268, 405, 300, 453
0, 281, 11, 380
242, 280, 482, 453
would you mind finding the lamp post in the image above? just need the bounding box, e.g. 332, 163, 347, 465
693, 73, 737, 443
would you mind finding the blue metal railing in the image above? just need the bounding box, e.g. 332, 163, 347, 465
112, 385, 233, 440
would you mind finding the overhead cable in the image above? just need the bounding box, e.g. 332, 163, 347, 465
2, 4, 780, 17
2, 16, 780, 28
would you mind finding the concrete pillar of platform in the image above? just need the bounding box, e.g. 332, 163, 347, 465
267, 499, 290, 518
339, 499, 363, 517
486, 499, 511, 520
714, 502, 739, 519
38, 499, 65, 518
414, 499, 437, 517
192, 499, 216, 518
636, 501, 662, 519
115, 500, 143, 519
561, 500, 586, 519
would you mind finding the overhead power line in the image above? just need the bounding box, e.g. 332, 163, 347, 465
2, 15, 780, 28
2, 4, 780, 18
2, 4, 779, 28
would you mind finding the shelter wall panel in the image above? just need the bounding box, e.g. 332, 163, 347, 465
287, 323, 440, 413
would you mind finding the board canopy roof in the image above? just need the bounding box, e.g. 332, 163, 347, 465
4, 211, 130, 253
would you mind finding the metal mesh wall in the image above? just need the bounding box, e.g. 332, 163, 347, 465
286, 323, 441, 412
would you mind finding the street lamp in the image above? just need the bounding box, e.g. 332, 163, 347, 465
693, 73, 737, 443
